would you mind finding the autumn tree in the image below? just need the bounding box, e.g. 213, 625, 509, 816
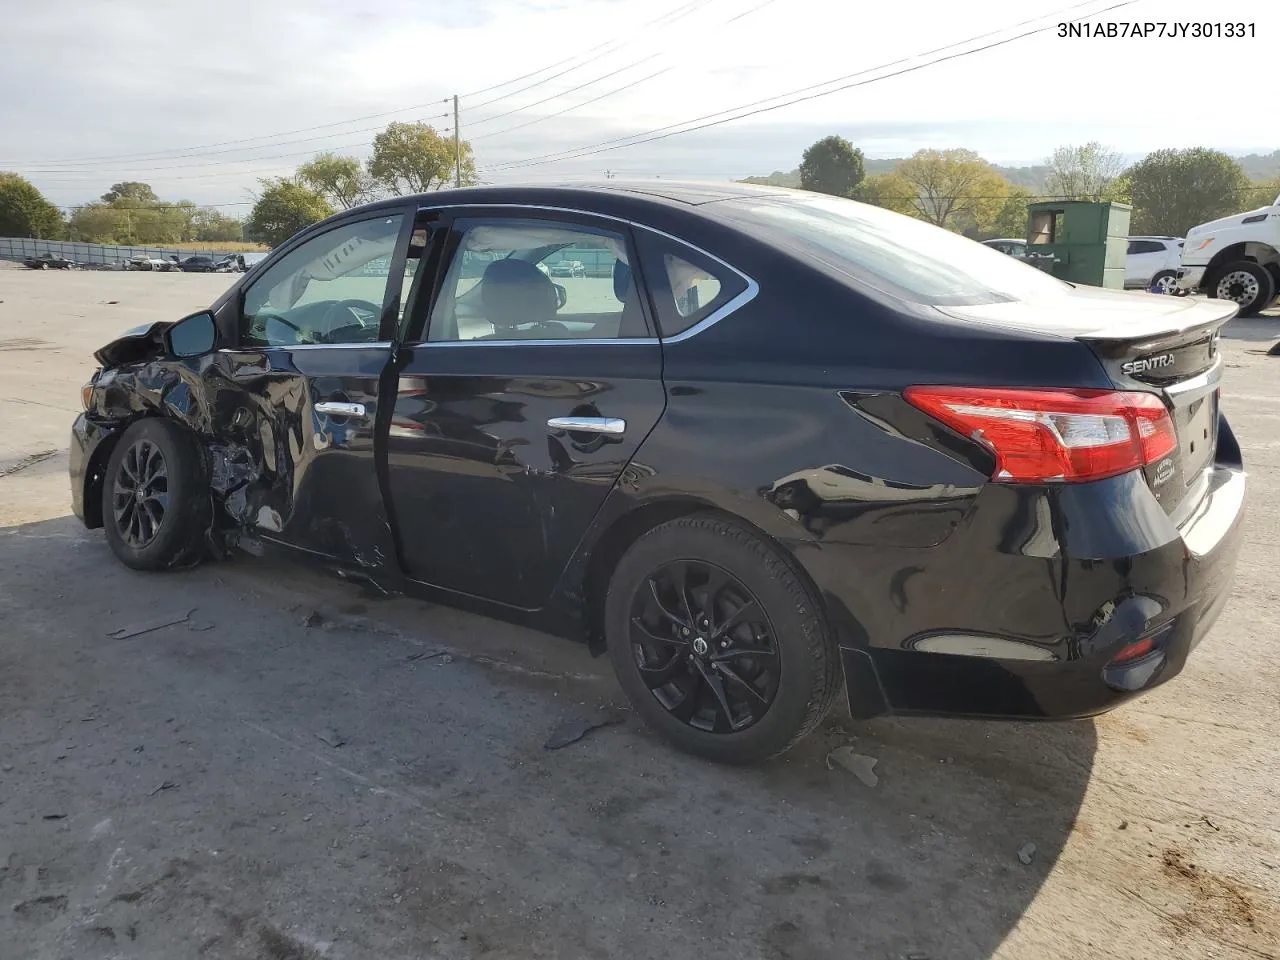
1125, 148, 1250, 236
799, 135, 865, 198
877, 149, 1007, 232
1045, 142, 1124, 200
990, 186, 1034, 240
298, 152, 375, 209
0, 173, 63, 238
368, 122, 477, 195
245, 178, 334, 247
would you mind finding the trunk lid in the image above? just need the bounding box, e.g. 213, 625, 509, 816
939, 286, 1236, 518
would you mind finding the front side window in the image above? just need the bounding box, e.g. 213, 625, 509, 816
240, 214, 403, 347
719, 194, 1068, 306
425, 217, 646, 342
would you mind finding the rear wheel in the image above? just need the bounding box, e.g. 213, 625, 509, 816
102, 419, 209, 571
1208, 260, 1275, 316
604, 514, 841, 764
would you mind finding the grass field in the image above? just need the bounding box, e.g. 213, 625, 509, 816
164, 240, 270, 252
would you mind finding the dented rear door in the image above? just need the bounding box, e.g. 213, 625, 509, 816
208, 207, 414, 571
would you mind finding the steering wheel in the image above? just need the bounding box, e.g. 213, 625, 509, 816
254, 310, 306, 338
322, 299, 381, 329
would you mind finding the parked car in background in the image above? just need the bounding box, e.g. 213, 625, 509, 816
548, 259, 587, 277
22, 253, 77, 270
69, 183, 1245, 764
179, 256, 219, 273
215, 254, 246, 273
982, 238, 1027, 259
1125, 237, 1182, 293
1175, 193, 1280, 316
128, 255, 164, 271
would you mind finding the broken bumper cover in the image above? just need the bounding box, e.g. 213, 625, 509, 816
1175, 265, 1206, 294
834, 460, 1245, 722
70, 413, 122, 527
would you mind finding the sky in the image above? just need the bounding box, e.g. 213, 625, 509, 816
1, 0, 1277, 212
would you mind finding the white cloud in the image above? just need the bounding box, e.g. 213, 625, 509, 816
2, 0, 1276, 207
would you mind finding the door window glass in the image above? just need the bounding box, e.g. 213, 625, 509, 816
426, 218, 645, 342
636, 234, 747, 337
240, 214, 403, 347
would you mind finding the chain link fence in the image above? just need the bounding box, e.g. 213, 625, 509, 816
0, 237, 265, 268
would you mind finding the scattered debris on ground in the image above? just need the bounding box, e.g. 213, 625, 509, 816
106, 608, 196, 640
148, 780, 179, 797
0, 449, 59, 479
1017, 842, 1037, 865
544, 713, 622, 750
315, 728, 346, 748
826, 746, 879, 787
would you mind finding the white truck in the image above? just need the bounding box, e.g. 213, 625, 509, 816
1175, 193, 1280, 316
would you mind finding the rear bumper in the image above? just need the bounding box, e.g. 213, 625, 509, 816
808, 431, 1245, 721
1176, 265, 1207, 293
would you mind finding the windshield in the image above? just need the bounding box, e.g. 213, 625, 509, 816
718, 194, 1068, 306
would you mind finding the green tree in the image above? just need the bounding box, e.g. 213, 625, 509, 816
989, 185, 1034, 240
244, 178, 334, 247
878, 149, 1007, 232
298, 152, 375, 209
0, 173, 63, 238
101, 182, 158, 204
798, 136, 865, 198
1125, 148, 1250, 236
368, 122, 477, 195
191, 208, 244, 242
1045, 142, 1124, 200
66, 204, 123, 243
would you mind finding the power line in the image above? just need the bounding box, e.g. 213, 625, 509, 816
462, 0, 716, 111
467, 56, 662, 129
483, 0, 1131, 173
2, 107, 452, 169
19, 116, 451, 174
470, 68, 675, 142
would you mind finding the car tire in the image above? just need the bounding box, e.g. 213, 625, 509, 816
39, 262, 48, 270
604, 513, 842, 764
1207, 260, 1275, 316
1149, 270, 1178, 295
101, 419, 210, 571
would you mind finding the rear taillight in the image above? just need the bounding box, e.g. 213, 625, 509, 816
903, 386, 1177, 483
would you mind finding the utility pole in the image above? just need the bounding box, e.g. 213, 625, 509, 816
453, 94, 461, 188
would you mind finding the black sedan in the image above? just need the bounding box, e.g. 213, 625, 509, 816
179, 256, 219, 273
68, 182, 1245, 763
23, 252, 76, 269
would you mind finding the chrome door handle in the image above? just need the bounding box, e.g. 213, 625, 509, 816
547, 416, 626, 435
315, 401, 367, 417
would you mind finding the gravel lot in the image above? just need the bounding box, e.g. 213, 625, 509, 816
1, 269, 1279, 960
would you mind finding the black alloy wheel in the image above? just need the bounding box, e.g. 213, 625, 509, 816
111, 438, 169, 548
630, 559, 781, 733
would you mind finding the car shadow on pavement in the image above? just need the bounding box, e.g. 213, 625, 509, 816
0, 514, 1095, 960
1221, 314, 1280, 343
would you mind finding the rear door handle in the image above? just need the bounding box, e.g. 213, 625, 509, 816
315, 401, 367, 418
547, 416, 626, 435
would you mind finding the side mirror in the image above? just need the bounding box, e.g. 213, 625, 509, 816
165, 311, 217, 358
553, 283, 567, 309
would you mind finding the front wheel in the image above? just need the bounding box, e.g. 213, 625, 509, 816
1208, 260, 1275, 316
102, 419, 210, 571
604, 514, 842, 764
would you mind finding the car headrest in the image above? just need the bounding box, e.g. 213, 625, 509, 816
613, 259, 632, 302
481, 258, 558, 328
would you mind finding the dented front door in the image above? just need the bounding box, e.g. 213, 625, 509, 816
209, 208, 413, 571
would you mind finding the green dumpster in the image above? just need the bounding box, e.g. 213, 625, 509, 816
1024, 200, 1131, 289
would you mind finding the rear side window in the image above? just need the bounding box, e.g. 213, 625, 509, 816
1128, 239, 1165, 255
718, 194, 1066, 306
636, 233, 747, 336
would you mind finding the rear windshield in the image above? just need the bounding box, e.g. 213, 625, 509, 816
718, 194, 1068, 306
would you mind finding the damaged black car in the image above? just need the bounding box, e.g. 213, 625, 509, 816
71, 182, 1245, 763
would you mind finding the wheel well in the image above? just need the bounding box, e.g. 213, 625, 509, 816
577, 499, 834, 657
580, 499, 710, 654
1204, 243, 1280, 283
81, 428, 126, 529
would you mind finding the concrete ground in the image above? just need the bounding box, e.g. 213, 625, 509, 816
1, 268, 1278, 960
